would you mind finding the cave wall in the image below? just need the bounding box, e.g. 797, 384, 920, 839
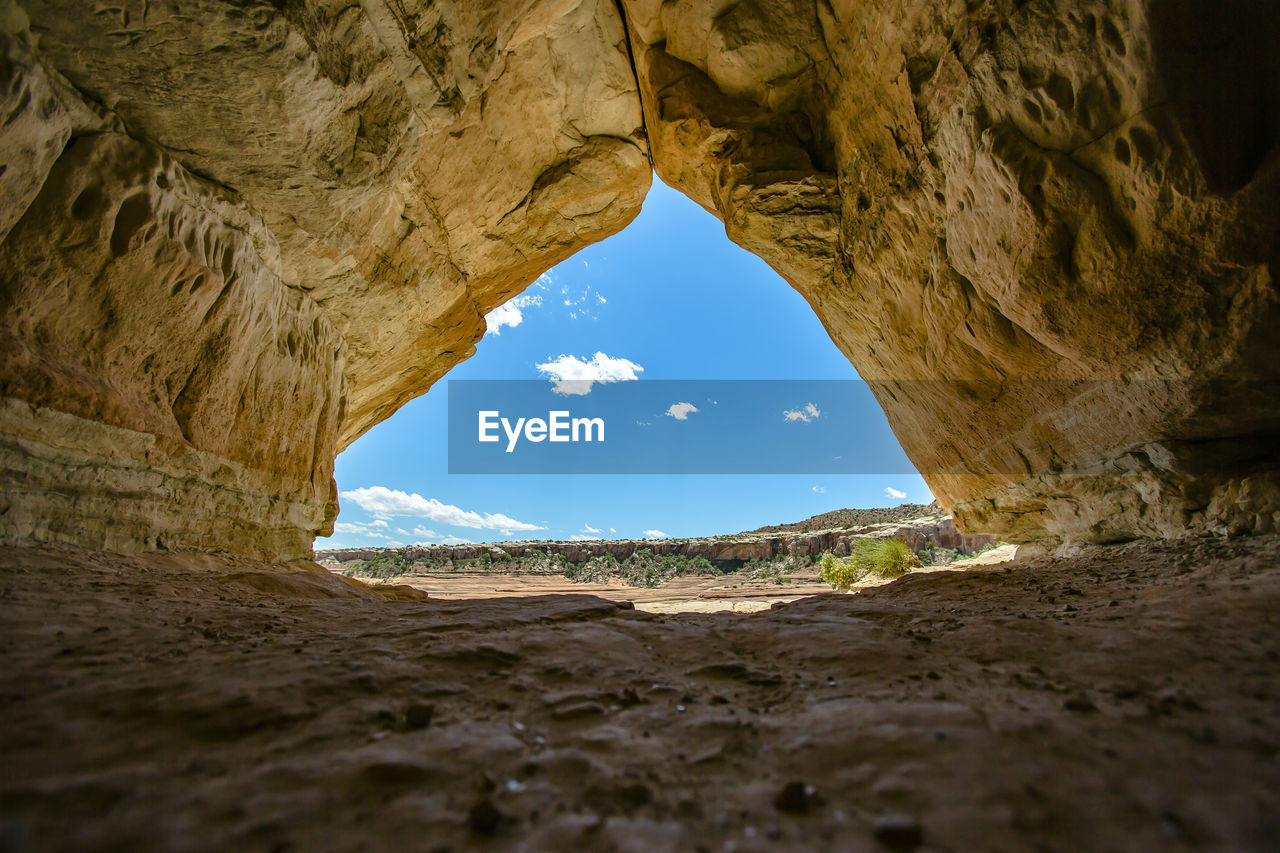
0, 0, 649, 558
0, 0, 1276, 557
621, 0, 1280, 548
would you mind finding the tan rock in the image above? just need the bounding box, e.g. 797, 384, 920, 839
0, 0, 648, 556
1, 0, 1277, 557
621, 0, 1280, 547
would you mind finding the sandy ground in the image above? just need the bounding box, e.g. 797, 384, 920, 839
368, 570, 835, 614
352, 550, 1024, 614
1, 535, 1279, 850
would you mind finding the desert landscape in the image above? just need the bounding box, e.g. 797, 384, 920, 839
318, 504, 1011, 613
2, 0, 1279, 849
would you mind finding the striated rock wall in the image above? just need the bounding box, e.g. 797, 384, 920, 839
1, 0, 1277, 557
620, 0, 1280, 548
0, 0, 648, 557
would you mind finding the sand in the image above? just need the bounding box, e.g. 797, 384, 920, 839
1, 535, 1278, 850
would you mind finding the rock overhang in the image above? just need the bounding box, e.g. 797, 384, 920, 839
0, 0, 1276, 557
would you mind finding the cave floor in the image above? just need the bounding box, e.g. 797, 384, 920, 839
1, 536, 1278, 851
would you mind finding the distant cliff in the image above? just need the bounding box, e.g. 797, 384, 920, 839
317, 511, 998, 570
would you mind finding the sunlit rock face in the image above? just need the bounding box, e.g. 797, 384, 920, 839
621, 0, 1279, 548
0, 0, 649, 557
1, 0, 1277, 557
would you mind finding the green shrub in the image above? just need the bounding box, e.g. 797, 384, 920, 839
819, 551, 860, 591
562, 550, 723, 588
344, 553, 410, 579
819, 538, 922, 591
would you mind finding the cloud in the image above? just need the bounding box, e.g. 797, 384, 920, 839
643, 529, 668, 539
442, 535, 473, 545
884, 487, 908, 500
582, 524, 602, 534
570, 535, 595, 541
411, 526, 438, 538
485, 292, 543, 335
551, 273, 608, 321
783, 402, 821, 423
609, 527, 616, 533
812, 486, 825, 494
665, 402, 699, 421
332, 520, 389, 537
339, 486, 544, 534
536, 352, 643, 396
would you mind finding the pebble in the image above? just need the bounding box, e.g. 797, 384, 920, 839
774, 781, 820, 814
1063, 694, 1096, 712
872, 813, 923, 849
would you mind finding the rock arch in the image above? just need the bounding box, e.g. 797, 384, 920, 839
1, 0, 1276, 558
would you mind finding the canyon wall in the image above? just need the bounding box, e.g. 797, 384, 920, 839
1, 0, 1276, 557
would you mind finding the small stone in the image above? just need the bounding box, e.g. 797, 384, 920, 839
774, 781, 820, 814
872, 813, 923, 849
1063, 694, 1096, 712
468, 798, 503, 835
404, 703, 435, 730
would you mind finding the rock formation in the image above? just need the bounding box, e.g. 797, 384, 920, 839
620, 0, 1279, 549
317, 512, 997, 568
1, 0, 1277, 557
0, 0, 649, 558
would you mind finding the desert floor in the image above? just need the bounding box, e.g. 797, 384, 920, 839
357, 545, 1021, 614
1, 537, 1277, 850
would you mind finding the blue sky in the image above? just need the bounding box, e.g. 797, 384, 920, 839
319, 177, 933, 549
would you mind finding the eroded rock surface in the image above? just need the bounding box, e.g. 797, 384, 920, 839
1, 0, 1278, 556
621, 0, 1280, 548
2, 537, 1278, 848
0, 0, 649, 557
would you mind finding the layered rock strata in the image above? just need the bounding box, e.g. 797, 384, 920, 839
1, 0, 1277, 557
0, 0, 649, 557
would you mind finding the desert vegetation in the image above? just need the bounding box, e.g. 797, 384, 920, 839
818, 538, 923, 591
332, 539, 957, 593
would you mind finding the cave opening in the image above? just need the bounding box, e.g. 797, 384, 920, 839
314, 175, 949, 606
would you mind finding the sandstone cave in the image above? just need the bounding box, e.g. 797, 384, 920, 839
1, 0, 1278, 849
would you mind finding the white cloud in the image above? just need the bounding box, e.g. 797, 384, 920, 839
783, 402, 821, 423
665, 402, 699, 421
332, 520, 388, 538
485, 292, 543, 335
551, 274, 608, 321
609, 527, 616, 533
411, 526, 438, 538
643, 529, 668, 539
339, 486, 544, 534
536, 352, 643, 396
582, 524, 602, 534
884, 487, 908, 500
570, 535, 595, 541
812, 486, 825, 494
442, 535, 473, 545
